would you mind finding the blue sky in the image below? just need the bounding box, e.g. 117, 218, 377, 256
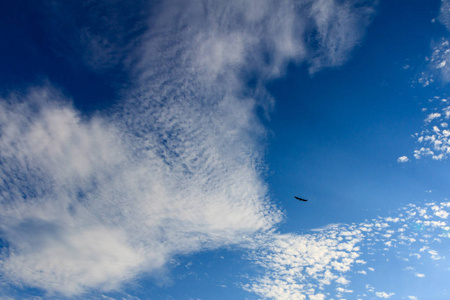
1, 0, 450, 299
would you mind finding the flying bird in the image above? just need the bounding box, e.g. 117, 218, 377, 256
294, 196, 308, 202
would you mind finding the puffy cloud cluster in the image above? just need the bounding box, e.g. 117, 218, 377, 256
242, 201, 450, 299
418, 39, 450, 86
412, 97, 450, 160
243, 226, 363, 299
406, 1, 450, 161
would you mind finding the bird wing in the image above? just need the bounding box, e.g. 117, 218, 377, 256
294, 196, 308, 201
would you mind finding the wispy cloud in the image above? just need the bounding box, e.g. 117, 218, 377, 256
307, 0, 375, 73
439, 0, 450, 32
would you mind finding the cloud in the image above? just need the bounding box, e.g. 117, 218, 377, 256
375, 291, 395, 298
439, 0, 450, 32
0, 0, 377, 297
242, 225, 364, 298
242, 201, 450, 299
416, 0, 450, 86
403, 90, 450, 160
425, 113, 442, 123
0, 88, 147, 295
336, 276, 350, 285
0, 85, 281, 296
418, 39, 450, 85
411, 97, 450, 160
307, 0, 376, 73
397, 156, 409, 163
5, 79, 288, 296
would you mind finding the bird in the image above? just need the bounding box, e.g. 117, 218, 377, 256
294, 196, 308, 202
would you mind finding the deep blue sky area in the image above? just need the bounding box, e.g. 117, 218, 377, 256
0, 0, 145, 112
1, 0, 450, 299
266, 0, 450, 229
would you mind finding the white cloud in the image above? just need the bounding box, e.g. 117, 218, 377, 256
385, 217, 400, 223
410, 253, 421, 259
307, 0, 376, 72
365, 284, 374, 292
434, 209, 449, 219
355, 259, 367, 264
412, 104, 450, 159
439, 0, 450, 31
242, 201, 450, 299
411, 9, 450, 160
375, 291, 395, 298
397, 156, 409, 163
419, 39, 450, 84
2, 226, 145, 295
336, 286, 353, 293
0, 85, 279, 295
242, 227, 364, 299
0, 89, 149, 295
425, 112, 442, 122
423, 220, 446, 227
428, 250, 442, 260
336, 276, 350, 285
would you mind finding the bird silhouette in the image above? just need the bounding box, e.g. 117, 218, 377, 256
294, 196, 308, 202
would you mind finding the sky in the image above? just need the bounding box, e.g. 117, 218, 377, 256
1, 0, 450, 299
